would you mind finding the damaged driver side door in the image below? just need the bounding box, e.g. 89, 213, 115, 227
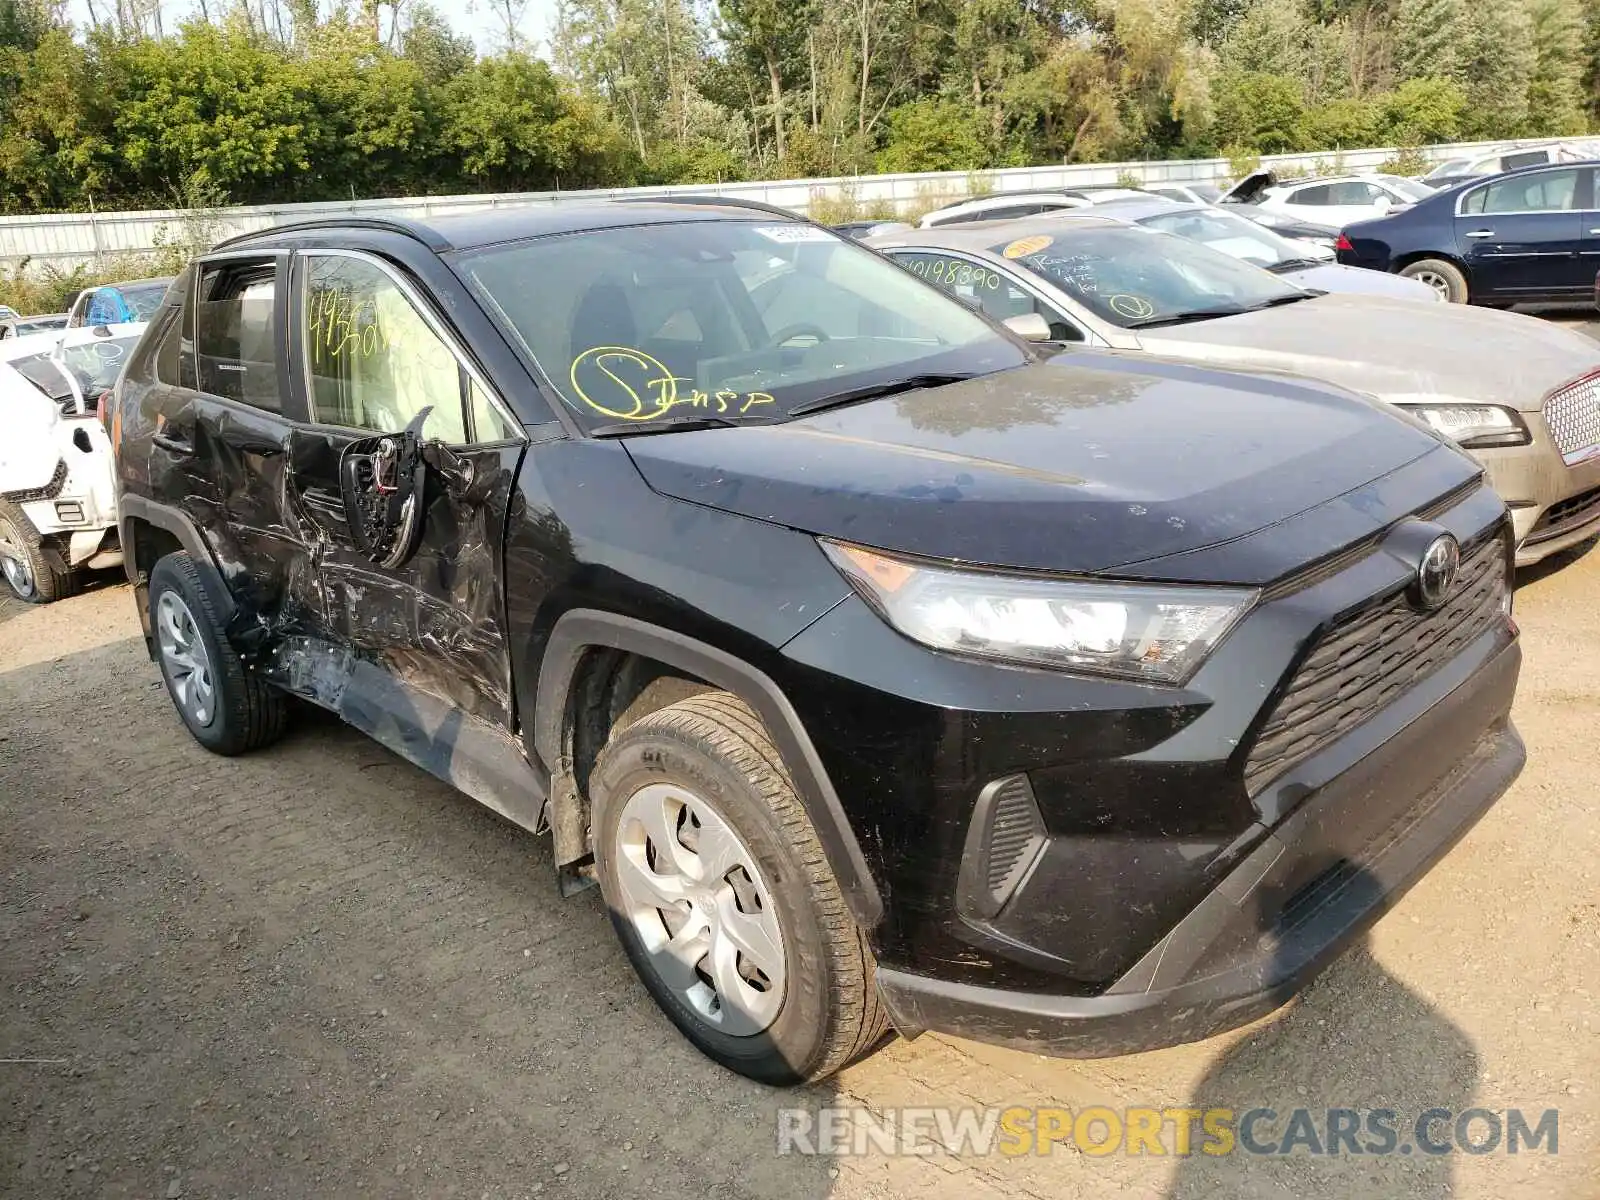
280, 249, 528, 735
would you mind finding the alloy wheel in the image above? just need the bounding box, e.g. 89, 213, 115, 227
613, 781, 787, 1037
156, 590, 216, 727
0, 519, 35, 599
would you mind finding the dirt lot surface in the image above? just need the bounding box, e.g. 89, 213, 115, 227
3, 312, 1599, 1200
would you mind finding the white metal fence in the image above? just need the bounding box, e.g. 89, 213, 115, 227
0, 136, 1568, 272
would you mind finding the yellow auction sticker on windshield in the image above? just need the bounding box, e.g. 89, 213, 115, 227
1002, 235, 1053, 259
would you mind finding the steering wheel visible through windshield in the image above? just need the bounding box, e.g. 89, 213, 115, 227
453, 218, 1025, 431
991, 225, 1311, 329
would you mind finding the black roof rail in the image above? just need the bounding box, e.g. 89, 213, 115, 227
212, 215, 450, 252
610, 193, 804, 221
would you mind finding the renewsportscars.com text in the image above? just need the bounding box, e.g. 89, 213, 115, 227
776, 1106, 1560, 1158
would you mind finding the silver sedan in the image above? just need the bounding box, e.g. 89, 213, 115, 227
870, 214, 1600, 566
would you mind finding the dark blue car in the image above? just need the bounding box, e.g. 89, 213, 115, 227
1338, 160, 1600, 305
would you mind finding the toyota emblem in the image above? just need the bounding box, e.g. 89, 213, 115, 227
1414, 534, 1461, 611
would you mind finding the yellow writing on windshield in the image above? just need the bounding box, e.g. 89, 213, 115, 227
569, 345, 774, 421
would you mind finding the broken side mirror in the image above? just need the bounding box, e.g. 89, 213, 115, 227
340, 408, 432, 569
339, 407, 484, 570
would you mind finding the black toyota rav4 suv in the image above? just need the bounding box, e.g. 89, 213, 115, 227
112, 199, 1524, 1084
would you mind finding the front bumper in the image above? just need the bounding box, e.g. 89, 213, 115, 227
877, 632, 1523, 1057
1475, 430, 1600, 567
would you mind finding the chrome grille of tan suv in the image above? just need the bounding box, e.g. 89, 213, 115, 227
1543, 372, 1600, 465
1244, 531, 1509, 795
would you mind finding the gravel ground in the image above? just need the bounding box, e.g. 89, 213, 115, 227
2, 312, 1598, 1200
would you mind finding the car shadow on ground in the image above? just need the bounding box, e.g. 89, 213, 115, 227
0, 634, 846, 1200
1166, 930, 1479, 1198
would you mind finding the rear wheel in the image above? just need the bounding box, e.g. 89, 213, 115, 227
591, 692, 888, 1083
149, 552, 287, 755
0, 501, 77, 604
1399, 258, 1468, 304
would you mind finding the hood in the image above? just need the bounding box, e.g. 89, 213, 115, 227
623, 353, 1459, 581
1282, 262, 1438, 301
1221, 169, 1274, 205
1138, 293, 1600, 412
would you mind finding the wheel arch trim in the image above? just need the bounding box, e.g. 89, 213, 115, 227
533, 608, 884, 927
119, 494, 236, 632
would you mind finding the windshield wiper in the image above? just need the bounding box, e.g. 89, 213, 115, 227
1249, 291, 1321, 307
1266, 258, 1327, 273
1125, 306, 1252, 329
787, 373, 975, 417
588, 416, 740, 438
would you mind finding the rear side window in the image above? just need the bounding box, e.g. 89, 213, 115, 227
1287, 185, 1333, 206
1502, 150, 1549, 171
1461, 169, 1580, 215
196, 261, 281, 411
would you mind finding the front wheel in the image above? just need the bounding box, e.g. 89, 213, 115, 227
0, 501, 78, 604
591, 692, 888, 1084
1399, 258, 1469, 304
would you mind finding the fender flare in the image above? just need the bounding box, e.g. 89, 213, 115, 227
119, 494, 235, 622
533, 609, 883, 928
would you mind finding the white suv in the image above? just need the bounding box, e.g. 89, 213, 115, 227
1223, 172, 1435, 229
0, 323, 145, 602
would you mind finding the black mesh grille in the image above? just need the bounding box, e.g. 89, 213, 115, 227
985, 776, 1044, 897
1527, 484, 1600, 544
1244, 532, 1508, 794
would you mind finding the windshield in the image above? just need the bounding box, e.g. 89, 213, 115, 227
11, 336, 140, 407
991, 226, 1307, 328
455, 219, 1022, 430
1424, 159, 1469, 181
1377, 176, 1433, 201
118, 283, 171, 321
1136, 207, 1310, 269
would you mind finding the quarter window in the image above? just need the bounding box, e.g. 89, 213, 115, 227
1462, 169, 1579, 215
301, 255, 518, 443
196, 261, 281, 411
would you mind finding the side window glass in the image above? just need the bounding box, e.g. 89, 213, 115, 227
1481, 170, 1579, 214
196, 262, 281, 411
1291, 185, 1331, 206
1503, 151, 1548, 171
1461, 186, 1488, 216
302, 254, 468, 443
470, 379, 520, 442
893, 252, 1081, 340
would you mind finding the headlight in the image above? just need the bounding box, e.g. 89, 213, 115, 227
821, 540, 1256, 684
1403, 403, 1530, 449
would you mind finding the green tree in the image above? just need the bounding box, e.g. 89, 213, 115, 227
1391, 0, 1466, 82
1218, 0, 1311, 78
1211, 69, 1305, 151
1381, 75, 1466, 143
1526, 0, 1588, 133
1458, 0, 1536, 136
1299, 95, 1385, 147
874, 97, 988, 172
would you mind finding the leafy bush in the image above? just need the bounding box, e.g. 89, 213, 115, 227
874, 99, 989, 174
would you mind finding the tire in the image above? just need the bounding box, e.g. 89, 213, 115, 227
148, 552, 287, 756
591, 692, 888, 1084
0, 500, 78, 604
1399, 258, 1469, 304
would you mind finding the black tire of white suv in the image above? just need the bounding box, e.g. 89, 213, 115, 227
591, 692, 889, 1083
148, 552, 287, 756
0, 500, 79, 604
